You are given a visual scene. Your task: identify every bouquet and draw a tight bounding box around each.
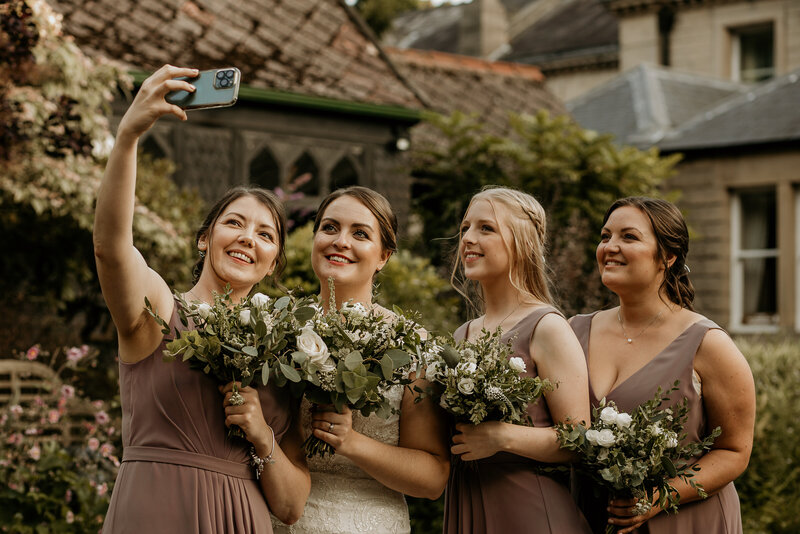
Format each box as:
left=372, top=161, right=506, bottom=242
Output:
left=422, top=327, right=554, bottom=453
left=272, top=279, right=423, bottom=457
left=146, top=287, right=316, bottom=438
left=555, top=382, right=721, bottom=533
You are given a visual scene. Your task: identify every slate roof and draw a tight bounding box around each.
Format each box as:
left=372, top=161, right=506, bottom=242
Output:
left=500, top=0, right=618, bottom=72
left=386, top=47, right=566, bottom=141
left=384, top=0, right=619, bottom=73
left=48, top=0, right=425, bottom=110
left=567, top=63, right=747, bottom=147
left=659, top=68, right=800, bottom=151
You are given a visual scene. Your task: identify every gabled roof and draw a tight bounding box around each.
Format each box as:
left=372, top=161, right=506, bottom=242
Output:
left=659, top=68, right=800, bottom=151
left=386, top=47, right=566, bottom=141
left=500, top=0, right=618, bottom=72
left=567, top=63, right=746, bottom=147
left=48, top=0, right=425, bottom=110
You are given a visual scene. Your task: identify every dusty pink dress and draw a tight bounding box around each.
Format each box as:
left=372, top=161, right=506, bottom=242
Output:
left=570, top=312, right=743, bottom=534
left=102, top=299, right=293, bottom=534
left=443, top=306, right=592, bottom=534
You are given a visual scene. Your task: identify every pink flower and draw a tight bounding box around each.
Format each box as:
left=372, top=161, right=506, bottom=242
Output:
left=65, top=489, right=73, bottom=502
left=66, top=510, right=75, bottom=524
left=66, top=347, right=83, bottom=363
left=33, top=396, right=45, bottom=407
left=0, top=414, right=7, bottom=425
left=26, top=345, right=40, bottom=360
left=28, top=445, right=41, bottom=460
left=95, top=411, right=110, bottom=425
left=6, top=433, right=23, bottom=445
left=10, top=404, right=23, bottom=416
left=48, top=409, right=60, bottom=424
left=25, top=427, right=39, bottom=436
left=60, top=385, right=75, bottom=399
left=100, top=442, right=114, bottom=457
left=87, top=437, right=100, bottom=451
left=91, top=400, right=104, bottom=409
left=96, top=482, right=108, bottom=497
left=80, top=344, right=90, bottom=356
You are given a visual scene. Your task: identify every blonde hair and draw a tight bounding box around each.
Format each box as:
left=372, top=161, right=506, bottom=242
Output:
left=452, top=186, right=554, bottom=310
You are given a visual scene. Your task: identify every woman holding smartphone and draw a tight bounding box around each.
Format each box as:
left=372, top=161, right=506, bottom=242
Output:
left=96, top=65, right=310, bottom=533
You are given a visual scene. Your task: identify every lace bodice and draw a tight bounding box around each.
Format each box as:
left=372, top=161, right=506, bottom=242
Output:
left=271, top=383, right=410, bottom=533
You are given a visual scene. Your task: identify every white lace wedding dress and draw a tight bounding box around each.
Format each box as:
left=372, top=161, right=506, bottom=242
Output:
left=271, top=383, right=411, bottom=534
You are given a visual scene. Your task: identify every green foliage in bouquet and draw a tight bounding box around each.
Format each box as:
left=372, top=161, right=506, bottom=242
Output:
left=145, top=288, right=316, bottom=437
left=273, top=279, right=423, bottom=457
left=556, top=383, right=720, bottom=532
left=422, top=328, right=553, bottom=426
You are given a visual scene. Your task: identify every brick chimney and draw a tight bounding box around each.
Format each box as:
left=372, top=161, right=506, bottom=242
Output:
left=459, top=0, right=509, bottom=58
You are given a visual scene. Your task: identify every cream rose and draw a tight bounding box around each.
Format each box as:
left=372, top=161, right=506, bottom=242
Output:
left=238, top=309, right=251, bottom=326
left=595, top=428, right=617, bottom=447
left=195, top=302, right=212, bottom=320
left=457, top=377, right=476, bottom=395
left=298, top=327, right=334, bottom=371
left=508, top=357, right=526, bottom=373
left=615, top=412, right=633, bottom=428
left=600, top=406, right=619, bottom=424
left=250, top=292, right=271, bottom=309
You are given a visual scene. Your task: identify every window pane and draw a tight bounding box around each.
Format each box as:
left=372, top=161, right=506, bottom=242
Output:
left=742, top=257, right=777, bottom=324
left=249, top=147, right=280, bottom=190
left=739, top=25, right=774, bottom=83
left=330, top=157, right=359, bottom=190
left=290, top=153, right=319, bottom=196
left=740, top=190, right=776, bottom=250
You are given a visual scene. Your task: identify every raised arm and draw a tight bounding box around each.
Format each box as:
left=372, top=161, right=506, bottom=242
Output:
left=93, top=65, right=198, bottom=363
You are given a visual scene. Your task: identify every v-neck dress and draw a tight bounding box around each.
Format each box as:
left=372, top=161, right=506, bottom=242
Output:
left=102, top=298, right=294, bottom=534
left=570, top=312, right=743, bottom=534
left=443, top=306, right=592, bottom=534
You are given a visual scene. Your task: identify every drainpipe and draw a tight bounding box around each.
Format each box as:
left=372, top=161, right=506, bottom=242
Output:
left=658, top=6, right=675, bottom=66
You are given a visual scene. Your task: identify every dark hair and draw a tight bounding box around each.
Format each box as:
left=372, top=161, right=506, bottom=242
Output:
left=603, top=196, right=695, bottom=310
left=313, top=186, right=397, bottom=255
left=192, top=186, right=287, bottom=284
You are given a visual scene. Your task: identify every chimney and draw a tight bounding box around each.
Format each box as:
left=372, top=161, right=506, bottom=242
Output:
left=459, top=0, right=509, bottom=58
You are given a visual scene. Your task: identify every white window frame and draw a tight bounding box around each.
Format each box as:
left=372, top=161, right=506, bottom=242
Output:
left=729, top=23, right=775, bottom=83
left=730, top=191, right=779, bottom=333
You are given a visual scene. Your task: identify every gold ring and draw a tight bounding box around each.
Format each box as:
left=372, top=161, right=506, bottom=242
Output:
left=328, top=422, right=335, bottom=432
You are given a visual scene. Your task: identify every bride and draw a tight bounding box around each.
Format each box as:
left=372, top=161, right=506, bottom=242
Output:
left=272, top=186, right=450, bottom=533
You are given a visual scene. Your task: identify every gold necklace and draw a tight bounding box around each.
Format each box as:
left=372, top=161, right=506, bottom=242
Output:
left=482, top=307, right=518, bottom=332
left=617, top=309, right=663, bottom=344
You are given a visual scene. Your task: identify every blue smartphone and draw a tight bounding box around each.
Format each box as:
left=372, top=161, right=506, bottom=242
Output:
left=165, top=67, right=241, bottom=110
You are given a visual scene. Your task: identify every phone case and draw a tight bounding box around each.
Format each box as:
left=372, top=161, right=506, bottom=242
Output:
left=165, top=67, right=241, bottom=110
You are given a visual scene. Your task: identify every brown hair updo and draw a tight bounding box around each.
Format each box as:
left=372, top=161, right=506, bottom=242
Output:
left=192, top=186, right=287, bottom=284
left=603, top=197, right=695, bottom=310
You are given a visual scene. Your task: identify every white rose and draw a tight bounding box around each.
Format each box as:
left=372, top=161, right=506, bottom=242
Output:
left=595, top=428, right=617, bottom=448
left=195, top=302, right=212, bottom=320
left=426, top=361, right=443, bottom=380
left=250, top=293, right=271, bottom=309
left=585, top=429, right=601, bottom=446
left=508, top=357, right=526, bottom=373
left=600, top=406, right=619, bottom=424
left=457, top=378, right=475, bottom=395
left=664, top=432, right=679, bottom=448
left=649, top=423, right=664, bottom=436
left=457, top=361, right=477, bottom=375
left=238, top=309, right=251, bottom=326
left=298, top=327, right=334, bottom=371
left=615, top=412, right=633, bottom=428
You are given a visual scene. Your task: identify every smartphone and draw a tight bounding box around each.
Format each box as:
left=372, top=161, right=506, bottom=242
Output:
left=165, top=67, right=241, bottom=110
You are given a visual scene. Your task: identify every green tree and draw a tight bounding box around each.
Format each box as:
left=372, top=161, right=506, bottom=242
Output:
left=410, top=110, right=681, bottom=316
left=349, top=0, right=421, bottom=37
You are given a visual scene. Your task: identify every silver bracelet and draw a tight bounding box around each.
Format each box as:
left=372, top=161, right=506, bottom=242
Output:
left=249, top=427, right=275, bottom=479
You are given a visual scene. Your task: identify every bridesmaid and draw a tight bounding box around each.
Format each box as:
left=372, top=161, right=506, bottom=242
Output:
left=444, top=186, right=592, bottom=533
left=271, top=186, right=450, bottom=534
left=96, top=65, right=310, bottom=532
left=570, top=196, right=755, bottom=533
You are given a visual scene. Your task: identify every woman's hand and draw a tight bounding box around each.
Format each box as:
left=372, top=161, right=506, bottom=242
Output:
left=310, top=404, right=360, bottom=456
left=220, top=382, right=271, bottom=448
left=116, top=64, right=198, bottom=140
left=606, top=496, right=661, bottom=534
left=450, top=421, right=505, bottom=461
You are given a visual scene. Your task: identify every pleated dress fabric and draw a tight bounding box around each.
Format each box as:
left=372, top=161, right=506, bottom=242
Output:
left=570, top=312, right=743, bottom=534
left=102, top=299, right=293, bottom=534
left=443, top=306, right=592, bottom=534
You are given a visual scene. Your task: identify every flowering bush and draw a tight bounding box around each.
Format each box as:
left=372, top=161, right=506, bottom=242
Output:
left=146, top=288, right=315, bottom=438
left=422, top=328, right=552, bottom=426
left=556, top=383, right=720, bottom=533
left=273, top=279, right=423, bottom=457
left=0, top=345, right=121, bottom=532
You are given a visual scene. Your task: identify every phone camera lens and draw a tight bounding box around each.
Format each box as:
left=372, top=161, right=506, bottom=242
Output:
left=216, top=71, right=225, bottom=79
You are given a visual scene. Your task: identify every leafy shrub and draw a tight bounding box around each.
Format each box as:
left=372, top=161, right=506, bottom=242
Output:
left=259, top=223, right=462, bottom=335
left=0, top=345, right=121, bottom=533
left=734, top=336, right=800, bottom=534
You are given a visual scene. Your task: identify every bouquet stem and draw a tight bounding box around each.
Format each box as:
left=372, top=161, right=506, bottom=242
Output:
left=302, top=434, right=335, bottom=458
